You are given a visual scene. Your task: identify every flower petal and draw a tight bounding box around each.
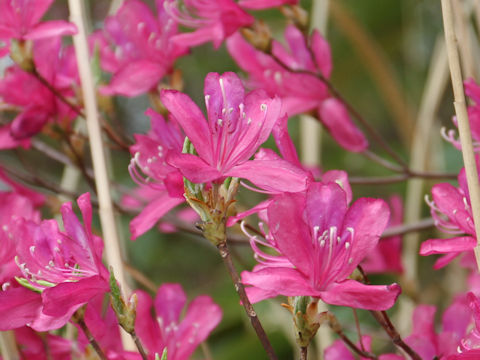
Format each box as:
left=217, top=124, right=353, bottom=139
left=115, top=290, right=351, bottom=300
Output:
left=155, top=284, right=186, bottom=327
left=420, top=237, right=476, bottom=255
left=0, top=287, right=42, bottom=330
left=25, top=21, right=77, bottom=40
left=166, top=152, right=221, bottom=183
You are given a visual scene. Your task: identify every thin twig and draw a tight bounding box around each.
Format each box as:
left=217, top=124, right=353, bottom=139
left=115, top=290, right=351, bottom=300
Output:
left=130, top=330, right=148, bottom=360
left=442, top=0, right=480, bottom=270
left=217, top=241, right=278, bottom=360
left=381, top=217, right=435, bottom=238
left=330, top=327, right=377, bottom=359
left=352, top=309, right=365, bottom=351
left=123, top=262, right=158, bottom=293
left=76, top=318, right=108, bottom=360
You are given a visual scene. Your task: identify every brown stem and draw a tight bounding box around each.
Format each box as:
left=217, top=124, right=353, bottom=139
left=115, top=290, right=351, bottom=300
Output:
left=331, top=327, right=377, bottom=359
left=381, top=217, right=434, bottom=238
left=76, top=318, right=108, bottom=360
left=350, top=171, right=456, bottom=185
left=63, top=133, right=97, bottom=193
left=216, top=241, right=278, bottom=360
left=300, top=346, right=308, bottom=360
left=130, top=330, right=148, bottom=360
left=352, top=308, right=365, bottom=351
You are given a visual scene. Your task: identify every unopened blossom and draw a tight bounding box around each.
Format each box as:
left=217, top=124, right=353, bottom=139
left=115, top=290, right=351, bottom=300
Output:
left=0, top=37, right=78, bottom=142
left=0, top=193, right=110, bottom=331
left=98, top=0, right=188, bottom=97
left=127, top=109, right=186, bottom=240
left=162, top=71, right=309, bottom=192
left=241, top=182, right=400, bottom=310
left=227, top=25, right=368, bottom=152
left=0, top=0, right=76, bottom=56
left=164, top=0, right=254, bottom=49
left=135, top=283, right=222, bottom=360
left=421, top=166, right=477, bottom=268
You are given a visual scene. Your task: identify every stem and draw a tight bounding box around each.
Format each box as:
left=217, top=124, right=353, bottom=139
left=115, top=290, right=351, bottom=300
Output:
left=352, top=309, right=364, bottom=351
left=369, top=311, right=421, bottom=360
left=76, top=318, right=108, bottom=360
left=68, top=0, right=133, bottom=350
left=130, top=330, right=148, bottom=360
left=0, top=332, right=20, bottom=360
left=300, top=346, right=308, bottom=360
left=441, top=0, right=480, bottom=271
left=216, top=241, right=278, bottom=360
left=330, top=327, right=376, bottom=359
left=381, top=217, right=435, bottom=238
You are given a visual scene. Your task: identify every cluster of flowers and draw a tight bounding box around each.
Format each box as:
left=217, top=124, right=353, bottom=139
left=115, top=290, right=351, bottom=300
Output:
left=1, top=0, right=480, bottom=359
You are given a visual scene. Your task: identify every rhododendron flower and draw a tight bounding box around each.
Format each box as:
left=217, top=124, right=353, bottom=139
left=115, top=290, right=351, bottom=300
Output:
left=227, top=25, right=368, bottom=152
left=0, top=0, right=76, bottom=55
left=0, top=193, right=110, bottom=331
left=162, top=71, right=309, bottom=192
left=0, top=37, right=78, bottom=141
left=135, top=283, right=222, bottom=359
left=241, top=182, right=401, bottom=310
left=164, top=0, right=254, bottom=49
left=98, top=0, right=188, bottom=97
left=127, top=109, right=186, bottom=240
left=361, top=195, right=404, bottom=274
left=421, top=166, right=477, bottom=268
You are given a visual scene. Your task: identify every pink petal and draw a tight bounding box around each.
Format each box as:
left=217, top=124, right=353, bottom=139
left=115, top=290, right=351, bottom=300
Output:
left=134, top=290, right=162, bottom=354
left=267, top=193, right=314, bottom=274
left=166, top=152, right=222, bottom=183
left=420, top=237, right=477, bottom=255
left=283, top=25, right=315, bottom=71
left=433, top=252, right=462, bottom=269
left=318, top=98, right=368, bottom=152
left=321, top=280, right=401, bottom=310
left=42, top=275, right=109, bottom=318
left=306, top=182, right=348, bottom=231
left=241, top=267, right=319, bottom=303
left=324, top=340, right=355, bottom=360
left=130, top=194, right=184, bottom=240
left=161, top=90, right=212, bottom=163
left=432, top=183, right=473, bottom=234
left=311, top=30, right=332, bottom=78
left=272, top=114, right=302, bottom=168
left=0, top=287, right=42, bottom=330
left=155, top=284, right=187, bottom=327
left=321, top=170, right=352, bottom=203
left=0, top=125, right=30, bottom=149
left=100, top=60, right=165, bottom=97
left=25, top=21, right=77, bottom=40
left=227, top=158, right=309, bottom=193
left=238, top=0, right=298, bottom=9
left=175, top=295, right=222, bottom=359
left=226, top=199, right=272, bottom=227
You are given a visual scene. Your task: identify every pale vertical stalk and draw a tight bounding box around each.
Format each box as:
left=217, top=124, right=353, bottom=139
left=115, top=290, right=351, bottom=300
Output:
left=452, top=0, right=476, bottom=79
left=108, top=0, right=124, bottom=14
left=475, top=1, right=480, bottom=37
left=68, top=0, right=134, bottom=350
left=398, top=37, right=449, bottom=336
left=442, top=0, right=480, bottom=270
left=306, top=1, right=333, bottom=358
left=0, top=332, right=19, bottom=360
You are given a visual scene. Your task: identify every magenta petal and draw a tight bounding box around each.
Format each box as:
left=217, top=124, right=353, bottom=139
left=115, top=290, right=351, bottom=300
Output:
left=318, top=98, right=368, bottom=152
left=0, top=287, right=42, bottom=330
left=42, top=275, right=109, bottom=317
left=272, top=114, right=302, bottom=168
left=161, top=90, right=212, bottom=162
left=321, top=280, right=401, bottom=310
left=130, top=194, right=184, bottom=240
left=100, top=60, right=165, bottom=97
left=155, top=284, right=187, bottom=327
left=306, top=182, right=347, bottom=231
left=241, top=267, right=318, bottom=303
left=226, top=158, right=309, bottom=193
left=175, top=296, right=222, bottom=360
left=324, top=340, right=355, bottom=360
left=226, top=199, right=272, bottom=227
left=433, top=252, right=462, bottom=269
left=166, top=152, right=221, bottom=183
left=311, top=30, right=332, bottom=78
left=25, top=21, right=77, bottom=39
left=204, top=72, right=244, bottom=125
left=0, top=125, right=30, bottom=149
left=135, top=290, right=161, bottom=354
left=238, top=0, right=298, bottom=9
left=267, top=193, right=313, bottom=274
left=420, top=237, right=477, bottom=255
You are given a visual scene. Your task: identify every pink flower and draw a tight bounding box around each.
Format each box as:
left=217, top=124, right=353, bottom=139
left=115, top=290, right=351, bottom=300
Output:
left=164, top=0, right=254, bottom=49
left=241, top=182, right=401, bottom=310
left=325, top=336, right=402, bottom=360
left=14, top=326, right=74, bottom=360
left=98, top=0, right=188, bottom=97
left=0, top=37, right=78, bottom=141
left=127, top=109, right=186, bottom=240
left=162, top=71, right=309, bottom=192
left=135, top=283, right=222, bottom=360
left=0, top=0, right=76, bottom=52
left=227, top=25, right=368, bottom=152
left=361, top=195, right=404, bottom=274
left=0, top=193, right=110, bottom=331
left=421, top=166, right=477, bottom=268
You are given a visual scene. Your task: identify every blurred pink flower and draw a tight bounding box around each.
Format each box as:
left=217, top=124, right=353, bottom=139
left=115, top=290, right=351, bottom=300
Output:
left=162, top=71, right=309, bottom=192
left=227, top=25, right=368, bottom=152
left=421, top=166, right=477, bottom=268
left=164, top=0, right=254, bottom=49
left=325, top=335, right=402, bottom=360
left=0, top=0, right=76, bottom=55
left=241, top=182, right=400, bottom=310
left=238, top=0, right=298, bottom=9
left=127, top=109, right=186, bottom=240
left=98, top=0, right=188, bottom=97
left=135, top=283, right=222, bottom=360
